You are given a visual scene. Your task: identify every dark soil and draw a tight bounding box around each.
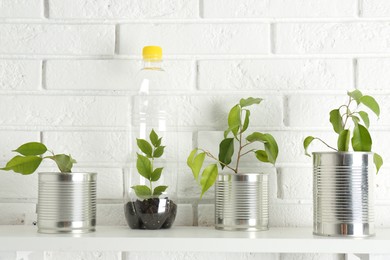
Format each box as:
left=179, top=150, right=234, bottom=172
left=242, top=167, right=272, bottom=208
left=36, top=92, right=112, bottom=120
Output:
left=124, top=198, right=177, bottom=230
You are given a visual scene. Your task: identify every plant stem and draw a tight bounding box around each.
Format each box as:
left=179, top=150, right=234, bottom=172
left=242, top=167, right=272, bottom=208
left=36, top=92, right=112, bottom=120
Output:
left=315, top=138, right=338, bottom=151
left=235, top=131, right=243, bottom=174
left=202, top=150, right=236, bottom=172
left=240, top=149, right=256, bottom=157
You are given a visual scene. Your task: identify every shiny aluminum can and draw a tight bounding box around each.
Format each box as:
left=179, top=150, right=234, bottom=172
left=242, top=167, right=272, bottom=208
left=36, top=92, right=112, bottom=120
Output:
left=37, top=172, right=97, bottom=234
left=215, top=172, right=268, bottom=231
left=313, top=152, right=374, bottom=237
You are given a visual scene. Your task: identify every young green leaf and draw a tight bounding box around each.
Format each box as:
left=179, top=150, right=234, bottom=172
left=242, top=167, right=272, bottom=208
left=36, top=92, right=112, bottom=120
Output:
left=337, top=129, right=350, bottom=151
left=131, top=185, right=152, bottom=198
left=374, top=153, right=383, bottom=174
left=150, top=167, right=163, bottom=182
left=255, top=150, right=269, bottom=163
left=153, top=185, right=168, bottom=196
left=199, top=164, right=218, bottom=199
left=136, top=153, right=152, bottom=179
left=153, top=146, right=165, bottom=158
left=13, top=142, right=47, bottom=156
left=228, top=104, right=241, bottom=138
left=49, top=154, right=76, bottom=173
left=1, top=155, right=42, bottom=175
left=358, top=111, right=370, bottom=128
left=187, top=149, right=206, bottom=181
left=239, top=97, right=262, bottom=108
left=246, top=132, right=266, bottom=143
left=149, top=129, right=159, bottom=147
left=241, top=109, right=250, bottom=134
left=303, top=136, right=315, bottom=157
left=348, top=90, right=363, bottom=103
left=136, top=139, right=153, bottom=157
left=351, top=124, right=372, bottom=152
left=329, top=109, right=343, bottom=134
left=360, top=95, right=380, bottom=117
left=262, top=134, right=279, bottom=165
left=218, top=138, right=234, bottom=169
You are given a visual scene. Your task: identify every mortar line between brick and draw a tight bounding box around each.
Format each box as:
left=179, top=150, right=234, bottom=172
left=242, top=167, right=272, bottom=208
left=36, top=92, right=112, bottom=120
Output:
left=114, top=24, right=120, bottom=55
left=43, top=0, right=49, bottom=19
left=353, top=58, right=358, bottom=89
left=41, top=60, right=47, bottom=90
left=358, top=0, right=363, bottom=17
left=199, top=0, right=204, bottom=18
left=270, top=23, right=276, bottom=54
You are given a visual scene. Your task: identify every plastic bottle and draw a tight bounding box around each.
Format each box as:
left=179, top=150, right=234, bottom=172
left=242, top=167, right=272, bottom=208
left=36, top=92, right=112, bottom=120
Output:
left=124, top=46, right=178, bottom=230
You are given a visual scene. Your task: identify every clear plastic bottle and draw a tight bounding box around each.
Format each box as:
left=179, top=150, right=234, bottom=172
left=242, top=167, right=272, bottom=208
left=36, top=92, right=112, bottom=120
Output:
left=124, top=46, right=178, bottom=230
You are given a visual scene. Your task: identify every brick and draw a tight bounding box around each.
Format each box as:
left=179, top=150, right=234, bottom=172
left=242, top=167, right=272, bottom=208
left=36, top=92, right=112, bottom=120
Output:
left=46, top=60, right=195, bottom=91
left=0, top=24, right=114, bottom=55
left=375, top=205, right=390, bottom=227
left=49, top=0, right=198, bottom=19
left=286, top=94, right=347, bottom=127
left=198, top=59, right=353, bottom=91
left=203, top=0, right=357, bottom=18
left=0, top=171, right=38, bottom=199
left=119, top=23, right=270, bottom=55
left=97, top=204, right=127, bottom=226
left=275, top=23, right=390, bottom=54
left=0, top=131, right=39, bottom=162
left=43, top=131, right=127, bottom=163
left=124, top=252, right=278, bottom=260
left=357, top=59, right=390, bottom=91
left=374, top=167, right=390, bottom=200
left=0, top=203, right=36, bottom=225
left=183, top=95, right=283, bottom=128
left=280, top=253, right=341, bottom=260
left=0, top=60, right=41, bottom=91
left=0, top=0, right=42, bottom=18
left=174, top=204, right=193, bottom=226
left=44, top=251, right=121, bottom=260
left=0, top=95, right=127, bottom=127
left=198, top=204, right=214, bottom=226
left=278, top=167, right=312, bottom=200
left=362, top=0, right=390, bottom=17
left=269, top=203, right=312, bottom=227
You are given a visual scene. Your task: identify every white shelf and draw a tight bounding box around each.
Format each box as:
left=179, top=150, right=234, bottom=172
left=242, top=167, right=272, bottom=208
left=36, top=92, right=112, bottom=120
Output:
left=1, top=226, right=390, bottom=253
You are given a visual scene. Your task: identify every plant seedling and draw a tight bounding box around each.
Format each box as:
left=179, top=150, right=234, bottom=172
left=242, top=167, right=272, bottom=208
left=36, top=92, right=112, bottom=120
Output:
left=187, top=97, right=279, bottom=199
left=303, top=90, right=383, bottom=173
left=132, top=129, right=168, bottom=199
left=0, top=142, right=76, bottom=174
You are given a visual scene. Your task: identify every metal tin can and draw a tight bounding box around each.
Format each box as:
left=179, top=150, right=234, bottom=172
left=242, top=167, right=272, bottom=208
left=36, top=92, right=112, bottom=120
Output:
left=37, top=172, right=97, bottom=234
left=313, top=152, right=375, bottom=237
left=215, top=172, right=268, bottom=231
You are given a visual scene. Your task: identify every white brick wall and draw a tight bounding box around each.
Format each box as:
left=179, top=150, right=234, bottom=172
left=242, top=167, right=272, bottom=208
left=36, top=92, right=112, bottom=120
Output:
left=1, top=0, right=390, bottom=259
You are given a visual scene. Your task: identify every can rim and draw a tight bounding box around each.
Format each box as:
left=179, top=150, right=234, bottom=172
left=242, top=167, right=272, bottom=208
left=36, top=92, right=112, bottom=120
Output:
left=312, top=151, right=374, bottom=155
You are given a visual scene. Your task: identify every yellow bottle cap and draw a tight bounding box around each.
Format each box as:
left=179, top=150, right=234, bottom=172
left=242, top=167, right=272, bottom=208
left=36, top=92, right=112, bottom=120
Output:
left=142, top=46, right=162, bottom=61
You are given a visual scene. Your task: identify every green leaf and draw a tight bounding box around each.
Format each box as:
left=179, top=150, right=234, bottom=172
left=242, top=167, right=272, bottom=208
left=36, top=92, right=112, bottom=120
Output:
left=337, top=129, right=350, bottom=151
left=149, top=129, right=159, bottom=147
left=360, top=95, right=380, bottom=117
left=155, top=137, right=162, bottom=147
left=153, top=146, right=165, bottom=158
left=255, top=150, right=269, bottom=163
left=13, top=142, right=47, bottom=156
left=136, top=139, right=153, bottom=157
left=1, top=155, right=42, bottom=175
left=263, top=134, right=279, bottom=165
left=241, top=109, right=250, bottom=134
left=239, top=97, right=262, bottom=108
left=136, top=153, right=152, bottom=179
left=303, top=136, right=315, bottom=157
left=351, top=115, right=360, bottom=125
left=348, top=90, right=363, bottom=104
left=358, top=111, right=370, bottom=128
left=131, top=185, right=152, bottom=199
left=246, top=132, right=278, bottom=164
left=150, top=167, right=163, bottom=182
left=351, top=124, right=372, bottom=151
left=223, top=129, right=230, bottom=139
left=329, top=109, right=344, bottom=134
left=199, top=164, right=218, bottom=199
left=187, top=149, right=206, bottom=181
left=187, top=149, right=206, bottom=180
left=374, top=153, right=383, bottom=174
left=228, top=104, right=241, bottom=137
left=153, top=185, right=168, bottom=196
left=49, top=154, right=76, bottom=173
left=218, top=138, right=234, bottom=169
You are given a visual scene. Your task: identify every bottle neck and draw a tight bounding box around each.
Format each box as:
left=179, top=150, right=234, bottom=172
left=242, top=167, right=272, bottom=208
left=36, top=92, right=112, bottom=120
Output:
left=143, top=60, right=162, bottom=69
